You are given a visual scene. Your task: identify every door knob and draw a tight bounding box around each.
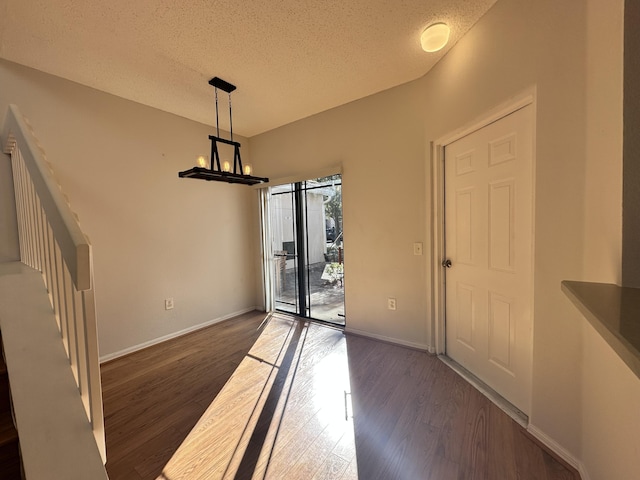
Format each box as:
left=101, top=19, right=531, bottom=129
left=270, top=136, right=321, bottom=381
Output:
left=442, top=259, right=452, bottom=268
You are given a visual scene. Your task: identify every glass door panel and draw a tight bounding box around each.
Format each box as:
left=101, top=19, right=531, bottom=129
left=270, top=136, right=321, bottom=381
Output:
left=268, top=175, right=345, bottom=326
left=303, top=177, right=344, bottom=324
left=270, top=184, right=299, bottom=315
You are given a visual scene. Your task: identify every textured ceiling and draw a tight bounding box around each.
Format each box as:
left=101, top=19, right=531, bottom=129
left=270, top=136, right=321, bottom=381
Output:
left=0, top=0, right=497, bottom=137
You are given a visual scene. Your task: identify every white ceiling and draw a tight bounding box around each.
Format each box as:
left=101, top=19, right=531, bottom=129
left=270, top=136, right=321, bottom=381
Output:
left=0, top=0, right=496, bottom=137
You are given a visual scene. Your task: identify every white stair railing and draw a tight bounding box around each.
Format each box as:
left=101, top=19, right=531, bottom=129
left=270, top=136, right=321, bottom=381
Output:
left=1, top=104, right=106, bottom=463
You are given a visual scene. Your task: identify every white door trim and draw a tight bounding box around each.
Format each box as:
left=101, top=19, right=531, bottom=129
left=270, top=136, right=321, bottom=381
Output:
left=431, top=88, right=537, bottom=355
left=258, top=187, right=274, bottom=313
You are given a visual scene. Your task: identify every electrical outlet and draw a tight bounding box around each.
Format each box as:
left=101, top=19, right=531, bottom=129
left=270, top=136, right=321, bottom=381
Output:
left=165, top=298, right=174, bottom=310
left=413, top=242, right=423, bottom=256
left=388, top=298, right=397, bottom=310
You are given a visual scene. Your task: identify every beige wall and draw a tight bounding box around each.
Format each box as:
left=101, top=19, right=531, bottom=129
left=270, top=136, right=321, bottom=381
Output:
left=580, top=2, right=640, bottom=479
left=0, top=59, right=259, bottom=357
left=250, top=0, right=588, bottom=458
left=584, top=0, right=623, bottom=283
left=250, top=0, right=636, bottom=474
left=1, top=0, right=636, bottom=476
left=582, top=321, right=640, bottom=480
left=0, top=152, right=19, bottom=262
left=251, top=80, right=429, bottom=347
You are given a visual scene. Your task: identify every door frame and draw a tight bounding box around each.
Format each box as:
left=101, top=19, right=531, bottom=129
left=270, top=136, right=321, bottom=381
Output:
left=258, top=168, right=345, bottom=325
left=257, top=165, right=343, bottom=315
left=431, top=89, right=537, bottom=355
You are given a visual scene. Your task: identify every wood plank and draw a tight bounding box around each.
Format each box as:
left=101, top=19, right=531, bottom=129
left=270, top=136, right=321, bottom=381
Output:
left=103, top=310, right=269, bottom=480
left=487, top=403, right=518, bottom=479
left=457, top=393, right=490, bottom=480
left=102, top=312, right=581, bottom=480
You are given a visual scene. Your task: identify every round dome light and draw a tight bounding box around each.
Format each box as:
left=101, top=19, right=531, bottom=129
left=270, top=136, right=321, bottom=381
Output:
left=420, top=23, right=450, bottom=53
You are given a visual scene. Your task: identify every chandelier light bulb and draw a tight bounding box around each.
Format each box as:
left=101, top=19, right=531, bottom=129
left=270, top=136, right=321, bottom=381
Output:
left=196, top=155, right=208, bottom=168
left=421, top=23, right=450, bottom=52
left=243, top=164, right=252, bottom=175
left=222, top=161, right=231, bottom=172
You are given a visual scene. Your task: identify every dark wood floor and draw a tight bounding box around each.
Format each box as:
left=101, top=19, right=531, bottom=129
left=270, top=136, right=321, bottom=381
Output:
left=101, top=311, right=580, bottom=480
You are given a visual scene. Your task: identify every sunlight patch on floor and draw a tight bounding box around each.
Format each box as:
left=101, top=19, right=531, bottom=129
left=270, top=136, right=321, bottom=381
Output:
left=159, top=315, right=358, bottom=479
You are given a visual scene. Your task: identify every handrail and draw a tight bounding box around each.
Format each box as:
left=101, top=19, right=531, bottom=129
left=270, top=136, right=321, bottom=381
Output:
left=1, top=104, right=106, bottom=463
left=2, top=104, right=90, bottom=290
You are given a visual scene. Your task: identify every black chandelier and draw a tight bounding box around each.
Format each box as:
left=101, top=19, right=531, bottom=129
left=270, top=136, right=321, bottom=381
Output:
left=178, top=77, right=268, bottom=186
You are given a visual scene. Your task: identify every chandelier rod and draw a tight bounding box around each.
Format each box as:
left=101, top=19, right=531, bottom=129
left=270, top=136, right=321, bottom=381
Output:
left=228, top=92, right=234, bottom=142
left=214, top=87, right=220, bottom=137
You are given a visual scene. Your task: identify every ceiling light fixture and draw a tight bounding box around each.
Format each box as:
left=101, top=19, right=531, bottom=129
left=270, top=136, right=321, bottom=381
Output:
left=420, top=23, right=450, bottom=52
left=178, top=77, right=268, bottom=186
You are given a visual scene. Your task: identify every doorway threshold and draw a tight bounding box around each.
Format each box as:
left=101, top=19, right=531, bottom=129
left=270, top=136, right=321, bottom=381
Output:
left=274, top=310, right=346, bottom=331
left=438, top=354, right=528, bottom=427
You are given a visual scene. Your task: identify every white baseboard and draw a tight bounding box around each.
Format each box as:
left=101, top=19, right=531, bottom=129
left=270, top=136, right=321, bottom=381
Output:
left=99, top=307, right=259, bottom=363
left=344, top=327, right=431, bottom=352
left=527, top=423, right=587, bottom=478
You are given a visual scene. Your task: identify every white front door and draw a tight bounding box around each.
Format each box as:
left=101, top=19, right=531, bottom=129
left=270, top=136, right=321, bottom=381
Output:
left=444, top=104, right=534, bottom=415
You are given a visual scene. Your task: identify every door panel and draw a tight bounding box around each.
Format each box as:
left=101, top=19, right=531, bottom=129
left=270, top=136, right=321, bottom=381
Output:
left=270, top=184, right=300, bottom=315
left=489, top=179, right=515, bottom=272
left=269, top=176, right=345, bottom=325
left=455, top=187, right=475, bottom=265
left=456, top=282, right=476, bottom=350
left=487, top=291, right=515, bottom=374
left=445, top=105, right=533, bottom=415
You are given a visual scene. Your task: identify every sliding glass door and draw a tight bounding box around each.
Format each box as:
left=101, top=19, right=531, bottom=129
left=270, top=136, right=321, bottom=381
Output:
left=269, top=175, right=344, bottom=325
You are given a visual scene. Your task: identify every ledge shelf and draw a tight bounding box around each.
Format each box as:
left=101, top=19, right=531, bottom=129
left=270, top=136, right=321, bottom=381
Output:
left=562, top=280, right=640, bottom=380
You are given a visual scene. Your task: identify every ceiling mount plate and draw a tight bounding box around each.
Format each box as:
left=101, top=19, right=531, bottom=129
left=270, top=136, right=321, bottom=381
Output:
left=208, top=77, right=236, bottom=93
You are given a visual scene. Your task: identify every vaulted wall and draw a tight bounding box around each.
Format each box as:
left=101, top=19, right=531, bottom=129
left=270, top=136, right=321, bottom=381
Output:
left=0, top=0, right=636, bottom=477
left=250, top=0, right=635, bottom=477
left=0, top=59, right=260, bottom=357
